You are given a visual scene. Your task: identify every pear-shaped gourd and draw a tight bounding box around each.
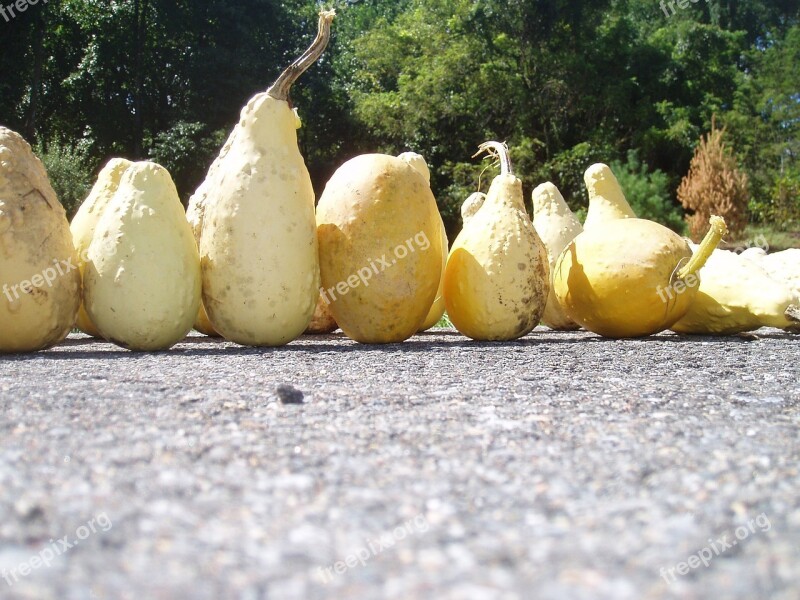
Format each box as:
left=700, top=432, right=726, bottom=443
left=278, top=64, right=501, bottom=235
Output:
left=670, top=248, right=799, bottom=334
left=461, top=192, right=486, bottom=225
left=531, top=182, right=583, bottom=330
left=583, top=163, right=636, bottom=230
left=317, top=154, right=443, bottom=343
left=444, top=142, right=550, bottom=341
left=305, top=294, right=338, bottom=334
left=197, top=11, right=335, bottom=346
left=186, top=172, right=221, bottom=338
left=397, top=152, right=449, bottom=332
left=71, top=158, right=133, bottom=337
left=84, top=162, right=201, bottom=351
left=0, top=127, right=81, bottom=353
left=554, top=216, right=727, bottom=338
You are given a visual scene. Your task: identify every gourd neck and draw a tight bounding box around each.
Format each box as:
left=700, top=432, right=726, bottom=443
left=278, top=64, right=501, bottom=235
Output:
left=676, top=216, right=728, bottom=280
left=267, top=10, right=335, bottom=102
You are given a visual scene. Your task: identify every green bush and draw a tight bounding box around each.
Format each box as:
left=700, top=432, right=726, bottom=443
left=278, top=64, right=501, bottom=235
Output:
left=610, top=150, right=685, bottom=233
left=769, top=173, right=800, bottom=230
left=35, top=140, right=93, bottom=218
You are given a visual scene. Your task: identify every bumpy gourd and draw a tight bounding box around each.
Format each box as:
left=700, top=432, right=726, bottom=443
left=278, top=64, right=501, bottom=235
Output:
left=554, top=216, right=728, bottom=338
left=444, top=142, right=550, bottom=341
left=531, top=182, right=582, bottom=330
left=84, top=162, right=201, bottom=351
left=747, top=248, right=800, bottom=303
left=316, top=154, right=443, bottom=343
left=0, top=127, right=81, bottom=353
left=671, top=247, right=799, bottom=334
left=186, top=167, right=221, bottom=338
left=583, top=163, right=636, bottom=230
left=71, top=158, right=133, bottom=337
left=196, top=11, right=334, bottom=346
left=461, top=192, right=486, bottom=225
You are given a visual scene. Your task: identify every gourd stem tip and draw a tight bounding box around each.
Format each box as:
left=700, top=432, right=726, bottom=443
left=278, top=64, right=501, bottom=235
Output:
left=473, top=141, right=512, bottom=176
left=676, top=215, right=728, bottom=280
left=267, top=9, right=336, bottom=101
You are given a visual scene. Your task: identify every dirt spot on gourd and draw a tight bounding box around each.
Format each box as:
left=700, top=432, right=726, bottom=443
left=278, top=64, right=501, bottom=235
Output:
left=27, top=287, right=48, bottom=305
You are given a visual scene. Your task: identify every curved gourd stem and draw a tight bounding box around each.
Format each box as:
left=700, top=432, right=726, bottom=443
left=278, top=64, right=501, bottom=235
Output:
left=473, top=141, right=513, bottom=176
left=267, top=10, right=336, bottom=101
left=676, top=215, right=728, bottom=280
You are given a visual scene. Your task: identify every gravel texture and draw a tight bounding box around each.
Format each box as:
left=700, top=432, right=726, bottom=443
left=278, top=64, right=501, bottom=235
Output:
left=0, top=328, right=798, bottom=600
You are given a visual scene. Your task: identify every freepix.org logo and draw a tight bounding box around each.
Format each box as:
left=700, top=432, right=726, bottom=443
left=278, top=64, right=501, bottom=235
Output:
left=2, top=251, right=84, bottom=303
left=319, top=231, right=431, bottom=306
left=0, top=0, right=49, bottom=24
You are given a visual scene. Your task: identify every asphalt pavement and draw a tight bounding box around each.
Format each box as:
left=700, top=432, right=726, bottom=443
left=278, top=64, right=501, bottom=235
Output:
left=0, top=328, right=798, bottom=599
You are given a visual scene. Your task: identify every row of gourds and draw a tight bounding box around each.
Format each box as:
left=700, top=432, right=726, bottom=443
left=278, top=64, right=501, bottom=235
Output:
left=1, top=10, right=797, bottom=353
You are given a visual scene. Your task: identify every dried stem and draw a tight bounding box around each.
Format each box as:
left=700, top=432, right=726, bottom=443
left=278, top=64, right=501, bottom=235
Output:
left=267, top=10, right=335, bottom=101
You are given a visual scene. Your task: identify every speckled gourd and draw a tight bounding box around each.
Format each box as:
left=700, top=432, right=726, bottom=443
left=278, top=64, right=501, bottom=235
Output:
left=316, top=153, right=443, bottom=344
left=71, top=158, right=133, bottom=337
left=84, top=162, right=201, bottom=351
left=444, top=142, right=550, bottom=341
left=197, top=11, right=335, bottom=346
left=0, top=127, right=81, bottom=353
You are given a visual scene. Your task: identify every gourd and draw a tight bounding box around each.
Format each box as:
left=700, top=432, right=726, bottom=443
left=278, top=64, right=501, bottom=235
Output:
left=316, top=153, right=443, bottom=343
left=444, top=142, right=550, bottom=341
left=461, top=192, right=486, bottom=225
left=305, top=295, right=337, bottom=334
left=84, top=162, right=201, bottom=351
left=70, top=158, right=133, bottom=337
left=186, top=174, right=219, bottom=337
left=745, top=248, right=800, bottom=303
left=531, top=182, right=582, bottom=330
left=197, top=10, right=335, bottom=346
left=397, top=152, right=449, bottom=332
left=583, top=163, right=636, bottom=230
left=671, top=247, right=800, bottom=334
left=554, top=216, right=728, bottom=338
left=0, top=127, right=81, bottom=353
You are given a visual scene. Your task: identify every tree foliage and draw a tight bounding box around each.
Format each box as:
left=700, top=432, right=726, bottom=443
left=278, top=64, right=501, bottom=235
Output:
left=0, top=0, right=796, bottom=231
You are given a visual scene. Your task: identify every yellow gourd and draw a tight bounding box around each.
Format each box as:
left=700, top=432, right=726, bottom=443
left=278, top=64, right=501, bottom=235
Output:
left=305, top=295, right=338, bottom=334
left=554, top=216, right=728, bottom=338
left=0, top=127, right=81, bottom=353
left=186, top=172, right=220, bottom=337
left=70, top=158, right=133, bottom=337
left=461, top=192, right=486, bottom=225
left=531, top=182, right=582, bottom=330
left=84, top=162, right=201, bottom=351
left=671, top=247, right=800, bottom=334
left=583, top=163, right=636, bottom=230
left=197, top=11, right=334, bottom=346
left=444, top=142, right=550, bottom=341
left=316, top=153, right=443, bottom=343
left=746, top=248, right=800, bottom=303
left=397, top=152, right=449, bottom=332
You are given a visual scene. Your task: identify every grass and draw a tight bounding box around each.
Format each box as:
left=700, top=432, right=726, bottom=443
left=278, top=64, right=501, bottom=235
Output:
left=435, top=313, right=454, bottom=328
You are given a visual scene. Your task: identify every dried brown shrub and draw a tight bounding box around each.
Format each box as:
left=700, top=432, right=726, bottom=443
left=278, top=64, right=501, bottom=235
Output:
left=678, top=119, right=749, bottom=241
